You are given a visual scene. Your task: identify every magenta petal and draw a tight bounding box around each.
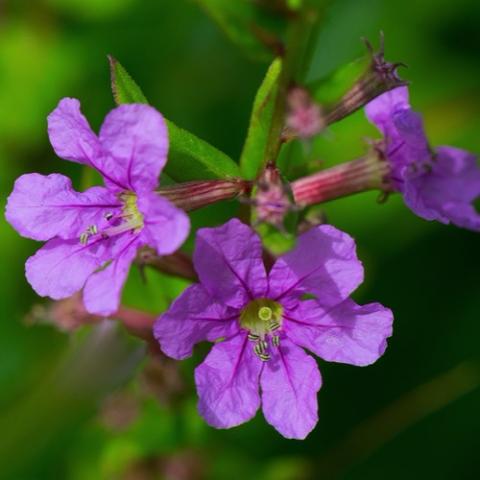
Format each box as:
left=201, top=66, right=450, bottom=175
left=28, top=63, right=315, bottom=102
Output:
left=403, top=146, right=480, bottom=230
left=139, top=193, right=190, bottom=255
left=261, top=339, right=321, bottom=439
left=154, top=284, right=240, bottom=360
left=365, top=86, right=410, bottom=132
left=99, top=104, right=168, bottom=192
left=365, top=87, right=430, bottom=186
left=82, top=236, right=140, bottom=316
left=195, top=333, right=262, bottom=429
left=5, top=173, right=121, bottom=241
left=285, top=299, right=393, bottom=366
left=194, top=219, right=268, bottom=308
left=268, top=225, right=363, bottom=307
left=47, top=98, right=101, bottom=166
left=25, top=238, right=106, bottom=300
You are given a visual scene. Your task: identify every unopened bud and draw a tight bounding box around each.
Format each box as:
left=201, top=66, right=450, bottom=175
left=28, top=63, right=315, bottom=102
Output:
left=250, top=163, right=297, bottom=230
left=324, top=32, right=407, bottom=125
left=25, top=293, right=100, bottom=332
left=292, top=147, right=391, bottom=207
left=157, top=178, right=251, bottom=212
left=285, top=86, right=325, bottom=139
left=137, top=247, right=197, bottom=282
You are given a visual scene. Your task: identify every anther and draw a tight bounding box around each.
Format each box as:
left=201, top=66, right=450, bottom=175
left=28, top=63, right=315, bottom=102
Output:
left=88, top=225, right=98, bottom=235
left=269, top=319, right=280, bottom=332
left=254, top=340, right=268, bottom=356
left=79, top=225, right=98, bottom=245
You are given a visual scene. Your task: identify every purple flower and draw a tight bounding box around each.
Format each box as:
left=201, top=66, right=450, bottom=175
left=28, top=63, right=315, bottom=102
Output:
left=6, top=98, right=189, bottom=315
left=154, top=219, right=393, bottom=439
left=366, top=86, right=480, bottom=230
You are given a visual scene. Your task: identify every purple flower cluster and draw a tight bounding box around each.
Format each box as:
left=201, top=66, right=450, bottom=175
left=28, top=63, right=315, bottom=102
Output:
left=366, top=86, right=480, bottom=230
left=5, top=82, right=477, bottom=440
left=6, top=99, right=189, bottom=315
left=154, top=219, right=393, bottom=439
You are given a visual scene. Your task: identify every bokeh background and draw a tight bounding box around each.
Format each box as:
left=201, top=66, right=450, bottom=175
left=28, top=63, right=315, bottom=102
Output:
left=1, top=0, right=479, bottom=479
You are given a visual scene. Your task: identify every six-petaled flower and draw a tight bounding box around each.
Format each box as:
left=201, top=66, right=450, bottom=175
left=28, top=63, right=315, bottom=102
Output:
left=366, top=86, right=480, bottom=230
left=5, top=98, right=190, bottom=315
left=154, top=219, right=393, bottom=439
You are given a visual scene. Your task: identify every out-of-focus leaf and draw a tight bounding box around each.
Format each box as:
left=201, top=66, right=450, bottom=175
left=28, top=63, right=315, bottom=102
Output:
left=194, top=0, right=284, bottom=61
left=287, top=0, right=303, bottom=10
left=240, top=58, right=282, bottom=179
left=305, top=0, right=381, bottom=82
left=109, top=57, right=241, bottom=181
left=309, top=55, right=368, bottom=106
left=0, top=22, right=78, bottom=144
left=46, top=0, right=135, bottom=20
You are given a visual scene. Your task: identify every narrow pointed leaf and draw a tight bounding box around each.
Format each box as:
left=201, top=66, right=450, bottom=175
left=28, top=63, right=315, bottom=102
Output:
left=108, top=55, right=148, bottom=104
left=240, top=58, right=282, bottom=180
left=109, top=56, right=241, bottom=181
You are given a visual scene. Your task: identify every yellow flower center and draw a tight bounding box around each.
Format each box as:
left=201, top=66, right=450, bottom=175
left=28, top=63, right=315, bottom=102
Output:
left=118, top=191, right=144, bottom=232
left=239, top=298, right=283, bottom=361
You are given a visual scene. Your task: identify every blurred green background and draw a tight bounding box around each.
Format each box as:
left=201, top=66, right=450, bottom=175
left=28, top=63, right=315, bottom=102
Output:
left=1, top=0, right=479, bottom=479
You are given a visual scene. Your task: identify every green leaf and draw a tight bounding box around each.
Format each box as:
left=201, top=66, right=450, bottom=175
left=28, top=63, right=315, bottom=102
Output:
left=108, top=55, right=148, bottom=104
left=165, top=120, right=241, bottom=180
left=109, top=56, right=241, bottom=181
left=239, top=58, right=282, bottom=180
left=195, top=0, right=284, bottom=62
left=309, top=55, right=369, bottom=107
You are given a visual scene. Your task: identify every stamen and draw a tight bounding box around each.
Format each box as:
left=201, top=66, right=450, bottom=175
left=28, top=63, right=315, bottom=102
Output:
left=240, top=298, right=283, bottom=362
left=79, top=191, right=144, bottom=244
left=269, top=319, right=280, bottom=332
left=79, top=225, right=98, bottom=245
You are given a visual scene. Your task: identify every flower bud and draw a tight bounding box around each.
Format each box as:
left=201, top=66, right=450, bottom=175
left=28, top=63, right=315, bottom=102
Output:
left=285, top=86, right=325, bottom=139
left=324, top=32, right=407, bottom=125
left=25, top=293, right=100, bottom=332
left=157, top=178, right=251, bottom=211
left=137, top=247, right=197, bottom=281
left=292, top=146, right=391, bottom=207
left=251, top=163, right=296, bottom=230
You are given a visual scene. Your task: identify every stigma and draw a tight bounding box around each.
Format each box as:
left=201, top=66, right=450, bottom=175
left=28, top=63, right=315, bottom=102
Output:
left=240, top=298, right=283, bottom=361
